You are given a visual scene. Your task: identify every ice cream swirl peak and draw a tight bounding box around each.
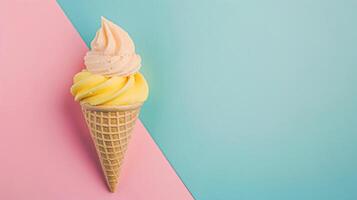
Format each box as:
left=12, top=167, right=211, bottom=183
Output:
left=84, top=17, right=141, bottom=77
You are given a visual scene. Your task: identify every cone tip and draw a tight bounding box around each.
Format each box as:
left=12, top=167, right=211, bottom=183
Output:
left=108, top=184, right=117, bottom=193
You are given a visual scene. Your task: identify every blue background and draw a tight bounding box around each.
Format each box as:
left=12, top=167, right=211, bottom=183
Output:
left=58, top=0, right=357, bottom=199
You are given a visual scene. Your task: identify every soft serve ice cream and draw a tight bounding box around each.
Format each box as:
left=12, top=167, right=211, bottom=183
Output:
left=71, top=17, right=148, bottom=106
left=70, top=17, right=149, bottom=193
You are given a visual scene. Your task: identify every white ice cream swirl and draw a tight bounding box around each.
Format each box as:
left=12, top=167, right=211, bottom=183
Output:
left=84, top=17, right=141, bottom=77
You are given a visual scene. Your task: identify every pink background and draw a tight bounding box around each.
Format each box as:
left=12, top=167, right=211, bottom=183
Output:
left=0, top=1, right=192, bottom=199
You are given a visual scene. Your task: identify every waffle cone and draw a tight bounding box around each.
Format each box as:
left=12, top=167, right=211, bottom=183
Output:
left=81, top=103, right=142, bottom=192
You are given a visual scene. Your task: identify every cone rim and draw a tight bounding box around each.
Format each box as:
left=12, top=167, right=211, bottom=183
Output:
left=81, top=102, right=142, bottom=111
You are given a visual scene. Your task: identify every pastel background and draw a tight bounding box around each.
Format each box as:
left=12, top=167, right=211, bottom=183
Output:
left=0, top=1, right=192, bottom=200
left=57, top=0, right=357, bottom=199
left=0, top=0, right=356, bottom=199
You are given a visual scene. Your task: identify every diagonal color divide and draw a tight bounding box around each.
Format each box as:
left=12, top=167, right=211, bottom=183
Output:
left=0, top=1, right=193, bottom=199
left=56, top=0, right=357, bottom=200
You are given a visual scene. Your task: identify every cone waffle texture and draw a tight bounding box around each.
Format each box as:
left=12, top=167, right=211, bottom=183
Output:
left=81, top=103, right=142, bottom=192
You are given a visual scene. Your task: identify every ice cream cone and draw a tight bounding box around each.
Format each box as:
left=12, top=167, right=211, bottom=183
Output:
left=70, top=17, right=149, bottom=192
left=81, top=103, right=142, bottom=192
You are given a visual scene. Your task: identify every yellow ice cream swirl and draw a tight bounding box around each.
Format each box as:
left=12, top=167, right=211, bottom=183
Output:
left=71, top=71, right=148, bottom=106
left=71, top=17, right=148, bottom=106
